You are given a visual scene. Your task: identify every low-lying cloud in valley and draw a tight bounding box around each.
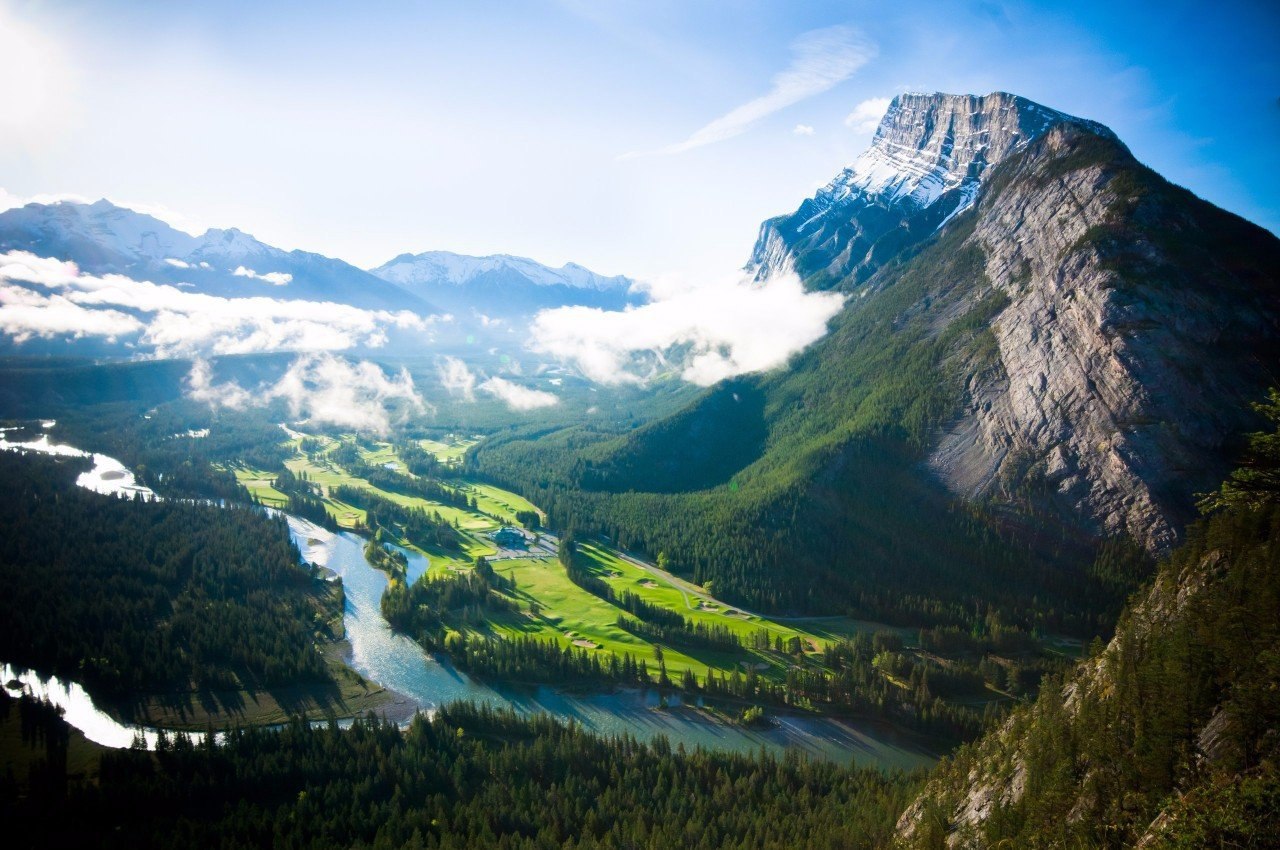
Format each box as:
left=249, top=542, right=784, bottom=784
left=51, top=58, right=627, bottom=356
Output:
left=0, top=251, right=429, bottom=355
left=187, top=353, right=428, bottom=434
left=478, top=376, right=558, bottom=410
left=437, top=355, right=478, bottom=401
left=437, top=355, right=559, bottom=410
left=529, top=270, right=844, bottom=385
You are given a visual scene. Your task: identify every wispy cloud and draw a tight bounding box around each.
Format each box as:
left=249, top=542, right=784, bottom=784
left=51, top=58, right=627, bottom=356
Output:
left=0, top=250, right=430, bottom=356
left=845, top=96, right=892, bottom=133
left=186, top=353, right=428, bottom=434
left=233, top=265, right=292, bottom=286
left=437, top=355, right=477, bottom=401
left=529, top=268, right=844, bottom=386
left=478, top=376, right=559, bottom=410
left=793, top=124, right=815, bottom=136
left=621, top=25, right=875, bottom=158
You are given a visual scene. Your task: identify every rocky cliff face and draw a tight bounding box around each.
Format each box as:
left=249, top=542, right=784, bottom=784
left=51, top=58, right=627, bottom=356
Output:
left=929, top=125, right=1280, bottom=554
left=747, top=92, right=1114, bottom=286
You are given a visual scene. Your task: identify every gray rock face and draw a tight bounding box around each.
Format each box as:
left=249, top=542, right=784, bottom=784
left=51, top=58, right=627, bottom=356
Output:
left=748, top=91, right=1114, bottom=286
left=928, top=125, right=1280, bottom=554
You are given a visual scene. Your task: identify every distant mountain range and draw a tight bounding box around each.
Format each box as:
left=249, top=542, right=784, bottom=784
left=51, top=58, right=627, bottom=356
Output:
left=0, top=199, right=638, bottom=348
left=0, top=199, right=429, bottom=313
left=370, top=250, right=639, bottom=321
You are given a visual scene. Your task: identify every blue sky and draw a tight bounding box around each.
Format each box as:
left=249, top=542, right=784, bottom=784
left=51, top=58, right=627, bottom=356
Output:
left=2, top=0, right=1276, bottom=280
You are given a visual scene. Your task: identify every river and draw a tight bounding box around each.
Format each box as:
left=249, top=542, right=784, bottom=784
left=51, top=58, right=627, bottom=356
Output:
left=0, top=432, right=938, bottom=771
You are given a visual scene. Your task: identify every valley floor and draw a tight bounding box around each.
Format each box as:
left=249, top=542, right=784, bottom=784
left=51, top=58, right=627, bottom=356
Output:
left=234, top=429, right=1020, bottom=737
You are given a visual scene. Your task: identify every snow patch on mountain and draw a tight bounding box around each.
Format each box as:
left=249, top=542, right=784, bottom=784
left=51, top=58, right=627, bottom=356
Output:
left=808, top=92, right=1116, bottom=223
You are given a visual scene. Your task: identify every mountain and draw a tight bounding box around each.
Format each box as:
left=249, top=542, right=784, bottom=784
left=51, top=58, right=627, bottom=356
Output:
left=748, top=92, right=1116, bottom=287
left=370, top=250, right=641, bottom=320
left=471, top=91, right=1280, bottom=629
left=896, top=404, right=1280, bottom=847
left=0, top=199, right=430, bottom=313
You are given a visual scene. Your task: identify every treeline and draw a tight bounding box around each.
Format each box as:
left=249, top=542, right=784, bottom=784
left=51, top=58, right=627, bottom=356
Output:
left=395, top=440, right=448, bottom=479
left=329, top=439, right=472, bottom=511
left=6, top=702, right=917, bottom=849
left=0, top=450, right=337, bottom=704
left=272, top=467, right=339, bottom=530
left=334, top=485, right=462, bottom=551
left=381, top=558, right=516, bottom=638
left=440, top=632, right=654, bottom=687
left=617, top=614, right=743, bottom=653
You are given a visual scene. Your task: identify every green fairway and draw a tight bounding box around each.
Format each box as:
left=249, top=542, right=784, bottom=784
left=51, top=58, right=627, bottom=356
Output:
left=474, top=556, right=760, bottom=684
left=420, top=436, right=478, bottom=464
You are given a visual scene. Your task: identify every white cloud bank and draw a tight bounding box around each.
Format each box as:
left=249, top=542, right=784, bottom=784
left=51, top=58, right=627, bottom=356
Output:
left=529, top=269, right=844, bottom=386
left=0, top=250, right=429, bottom=355
left=622, top=26, right=876, bottom=158
left=845, top=96, right=892, bottom=133
left=186, top=353, right=428, bottom=434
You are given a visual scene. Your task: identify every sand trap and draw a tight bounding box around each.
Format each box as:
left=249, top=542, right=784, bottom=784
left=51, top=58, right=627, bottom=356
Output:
left=639, top=580, right=659, bottom=589
left=572, top=639, right=599, bottom=649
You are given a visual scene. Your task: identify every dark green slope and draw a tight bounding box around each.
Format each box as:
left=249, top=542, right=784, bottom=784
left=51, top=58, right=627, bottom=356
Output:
left=474, top=211, right=1104, bottom=630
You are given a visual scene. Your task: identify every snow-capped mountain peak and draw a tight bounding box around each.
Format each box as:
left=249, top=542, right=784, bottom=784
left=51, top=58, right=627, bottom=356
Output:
left=812, top=91, right=1115, bottom=217
left=190, top=226, right=276, bottom=261
left=372, top=250, right=632, bottom=292
left=749, top=91, right=1119, bottom=284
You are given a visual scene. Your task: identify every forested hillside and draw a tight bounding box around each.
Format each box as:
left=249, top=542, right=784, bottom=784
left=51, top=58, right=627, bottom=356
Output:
left=895, top=393, right=1280, bottom=847
left=5, top=703, right=914, bottom=849
left=474, top=216, right=1126, bottom=635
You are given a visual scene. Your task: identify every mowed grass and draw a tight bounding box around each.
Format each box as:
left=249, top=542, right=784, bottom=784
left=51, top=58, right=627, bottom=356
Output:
left=577, top=544, right=811, bottom=656
left=479, top=556, right=749, bottom=683
left=462, top=481, right=541, bottom=524
left=421, top=437, right=477, bottom=464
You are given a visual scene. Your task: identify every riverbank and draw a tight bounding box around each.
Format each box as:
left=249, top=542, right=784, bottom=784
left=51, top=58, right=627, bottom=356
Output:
left=115, top=645, right=399, bottom=731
